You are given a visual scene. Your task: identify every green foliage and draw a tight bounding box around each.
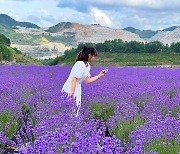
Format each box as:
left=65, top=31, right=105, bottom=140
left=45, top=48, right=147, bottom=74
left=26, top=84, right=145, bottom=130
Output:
left=0, top=44, right=13, bottom=61
left=91, top=102, right=115, bottom=122
left=0, top=33, right=10, bottom=46
left=133, top=98, right=145, bottom=113
left=12, top=47, right=22, bottom=54
left=0, top=34, right=13, bottom=61
left=168, top=90, right=176, bottom=99
left=0, top=112, right=19, bottom=139
left=144, top=139, right=180, bottom=154
left=0, top=34, right=41, bottom=64
left=96, top=39, right=125, bottom=53
left=11, top=34, right=41, bottom=45
left=145, top=41, right=165, bottom=53
left=171, top=42, right=180, bottom=53
left=0, top=14, right=40, bottom=29
left=125, top=41, right=145, bottom=53
left=78, top=39, right=171, bottom=54
left=112, top=115, right=146, bottom=147
left=162, top=107, right=180, bottom=118
left=43, top=34, right=75, bottom=46
left=0, top=25, right=41, bottom=45
left=96, top=39, right=170, bottom=54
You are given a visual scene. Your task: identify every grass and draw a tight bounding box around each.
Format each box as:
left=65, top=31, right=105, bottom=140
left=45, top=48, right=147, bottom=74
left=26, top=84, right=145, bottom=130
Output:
left=0, top=112, right=19, bottom=140
left=92, top=52, right=180, bottom=66
left=56, top=52, right=180, bottom=67
left=144, top=138, right=180, bottom=154
left=91, top=102, right=115, bottom=122
left=90, top=102, right=146, bottom=149
left=112, top=115, right=146, bottom=148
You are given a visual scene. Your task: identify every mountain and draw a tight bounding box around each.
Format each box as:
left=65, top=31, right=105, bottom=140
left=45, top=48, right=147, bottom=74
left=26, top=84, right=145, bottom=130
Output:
left=46, top=22, right=73, bottom=33
left=148, top=27, right=180, bottom=44
left=46, top=22, right=144, bottom=44
left=162, top=26, right=179, bottom=31
left=123, top=27, right=157, bottom=39
left=0, top=14, right=40, bottom=29
left=123, top=27, right=140, bottom=33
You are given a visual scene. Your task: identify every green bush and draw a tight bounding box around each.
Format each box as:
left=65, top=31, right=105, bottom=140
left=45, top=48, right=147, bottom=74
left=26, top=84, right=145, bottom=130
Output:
left=171, top=42, right=180, bottom=53
left=144, top=139, right=180, bottom=154
left=0, top=44, right=13, bottom=61
left=145, top=41, right=165, bottom=53
left=112, top=115, right=146, bottom=147
left=0, top=34, right=10, bottom=46
left=91, top=102, right=115, bottom=122
left=125, top=41, right=145, bottom=53
left=0, top=112, right=19, bottom=139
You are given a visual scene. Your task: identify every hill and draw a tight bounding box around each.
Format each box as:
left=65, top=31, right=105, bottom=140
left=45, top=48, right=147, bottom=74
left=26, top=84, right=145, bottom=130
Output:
left=123, top=27, right=157, bottom=39
left=46, top=22, right=73, bottom=33
left=46, top=22, right=144, bottom=45
left=148, top=27, right=180, bottom=44
left=0, top=14, right=40, bottom=29
left=163, top=26, right=179, bottom=31
left=0, top=34, right=41, bottom=65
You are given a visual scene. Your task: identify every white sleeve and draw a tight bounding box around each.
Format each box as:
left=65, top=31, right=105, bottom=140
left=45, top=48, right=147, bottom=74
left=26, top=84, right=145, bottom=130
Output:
left=71, top=61, right=85, bottom=79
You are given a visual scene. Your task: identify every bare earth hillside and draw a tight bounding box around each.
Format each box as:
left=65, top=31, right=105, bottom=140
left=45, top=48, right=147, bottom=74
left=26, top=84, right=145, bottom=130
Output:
left=51, top=23, right=144, bottom=44
left=148, top=27, right=180, bottom=44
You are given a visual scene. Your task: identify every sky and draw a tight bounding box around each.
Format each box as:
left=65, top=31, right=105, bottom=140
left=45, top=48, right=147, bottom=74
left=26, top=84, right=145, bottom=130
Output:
left=0, top=0, right=180, bottom=30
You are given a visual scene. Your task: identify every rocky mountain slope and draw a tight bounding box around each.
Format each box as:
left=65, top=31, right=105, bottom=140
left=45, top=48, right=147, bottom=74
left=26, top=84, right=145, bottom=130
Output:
left=148, top=27, right=180, bottom=44
left=47, top=22, right=144, bottom=44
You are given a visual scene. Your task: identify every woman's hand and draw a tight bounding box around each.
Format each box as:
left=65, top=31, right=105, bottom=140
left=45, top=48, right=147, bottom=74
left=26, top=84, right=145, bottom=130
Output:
left=70, top=93, right=75, bottom=99
left=98, top=70, right=106, bottom=78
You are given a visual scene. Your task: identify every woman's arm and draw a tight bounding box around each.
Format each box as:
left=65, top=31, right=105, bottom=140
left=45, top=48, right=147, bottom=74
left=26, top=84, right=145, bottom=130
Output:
left=70, top=77, right=77, bottom=97
left=85, top=70, right=105, bottom=84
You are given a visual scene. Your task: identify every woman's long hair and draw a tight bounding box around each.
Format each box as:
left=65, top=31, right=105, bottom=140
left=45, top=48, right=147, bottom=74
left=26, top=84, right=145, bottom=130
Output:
left=76, top=46, right=97, bottom=62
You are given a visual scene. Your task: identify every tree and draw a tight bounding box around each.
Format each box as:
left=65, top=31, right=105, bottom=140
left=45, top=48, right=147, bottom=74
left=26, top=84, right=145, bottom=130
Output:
left=170, top=42, right=180, bottom=53
left=125, top=41, right=145, bottom=53
left=0, top=34, right=11, bottom=46
left=0, top=44, right=13, bottom=61
left=145, top=41, right=165, bottom=53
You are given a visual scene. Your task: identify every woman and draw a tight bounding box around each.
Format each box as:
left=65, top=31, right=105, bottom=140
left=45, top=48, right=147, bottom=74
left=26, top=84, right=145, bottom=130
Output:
left=61, top=46, right=105, bottom=114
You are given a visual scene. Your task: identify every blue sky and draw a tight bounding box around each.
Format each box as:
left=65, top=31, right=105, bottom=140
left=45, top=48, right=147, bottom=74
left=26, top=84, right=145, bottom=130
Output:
left=0, top=0, right=180, bottom=30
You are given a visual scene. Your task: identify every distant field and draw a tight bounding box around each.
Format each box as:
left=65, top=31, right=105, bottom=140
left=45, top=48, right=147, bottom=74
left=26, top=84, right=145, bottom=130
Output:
left=57, top=52, right=180, bottom=67
left=91, top=52, right=180, bottom=67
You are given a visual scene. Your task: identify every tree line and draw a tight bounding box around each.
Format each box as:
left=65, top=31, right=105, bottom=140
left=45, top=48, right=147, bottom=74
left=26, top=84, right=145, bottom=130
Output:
left=43, top=39, right=180, bottom=65
left=66, top=39, right=180, bottom=55
left=95, top=39, right=180, bottom=53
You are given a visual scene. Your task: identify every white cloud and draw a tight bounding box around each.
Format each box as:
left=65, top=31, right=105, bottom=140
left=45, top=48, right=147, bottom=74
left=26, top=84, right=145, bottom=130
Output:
left=90, top=7, right=114, bottom=27
left=0, top=0, right=180, bottom=30
left=90, top=0, right=180, bottom=10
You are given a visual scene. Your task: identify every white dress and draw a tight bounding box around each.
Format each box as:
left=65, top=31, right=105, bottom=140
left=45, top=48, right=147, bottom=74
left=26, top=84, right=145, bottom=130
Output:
left=61, top=61, right=91, bottom=107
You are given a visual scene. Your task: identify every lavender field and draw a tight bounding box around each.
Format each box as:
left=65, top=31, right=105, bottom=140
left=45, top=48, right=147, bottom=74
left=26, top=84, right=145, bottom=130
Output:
left=0, top=65, right=180, bottom=154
